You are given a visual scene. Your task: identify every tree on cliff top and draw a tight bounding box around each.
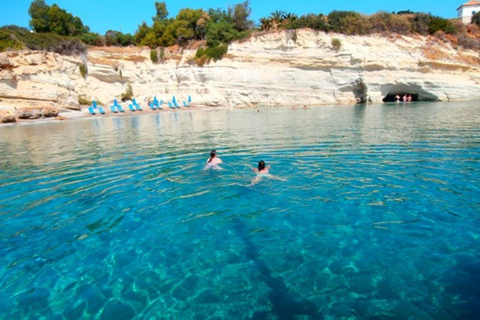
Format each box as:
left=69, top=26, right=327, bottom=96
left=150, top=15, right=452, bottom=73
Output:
left=153, top=1, right=169, bottom=21
left=473, top=12, right=480, bottom=26
left=230, top=1, right=254, bottom=32
left=29, top=0, right=50, bottom=33
left=28, top=0, right=89, bottom=36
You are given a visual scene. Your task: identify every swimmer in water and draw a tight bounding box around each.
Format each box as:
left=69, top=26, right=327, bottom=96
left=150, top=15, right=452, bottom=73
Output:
left=250, top=160, right=284, bottom=185
left=253, top=160, right=270, bottom=176
left=205, top=150, right=223, bottom=170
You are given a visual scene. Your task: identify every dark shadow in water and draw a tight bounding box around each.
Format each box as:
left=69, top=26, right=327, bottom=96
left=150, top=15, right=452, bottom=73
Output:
left=232, top=218, right=321, bottom=320
left=443, top=259, right=480, bottom=318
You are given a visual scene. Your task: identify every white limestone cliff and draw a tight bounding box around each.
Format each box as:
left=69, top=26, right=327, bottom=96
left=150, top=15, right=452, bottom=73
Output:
left=0, top=29, right=479, bottom=113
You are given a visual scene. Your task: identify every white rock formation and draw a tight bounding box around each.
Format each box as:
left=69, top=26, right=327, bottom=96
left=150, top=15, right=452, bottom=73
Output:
left=0, top=29, right=479, bottom=111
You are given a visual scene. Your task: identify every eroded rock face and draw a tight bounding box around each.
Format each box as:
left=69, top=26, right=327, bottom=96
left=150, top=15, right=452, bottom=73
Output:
left=0, top=30, right=479, bottom=110
left=0, top=110, right=16, bottom=123
left=17, top=107, right=58, bottom=119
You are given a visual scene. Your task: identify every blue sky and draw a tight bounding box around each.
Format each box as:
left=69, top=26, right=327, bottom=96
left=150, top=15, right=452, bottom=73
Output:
left=1, top=0, right=461, bottom=35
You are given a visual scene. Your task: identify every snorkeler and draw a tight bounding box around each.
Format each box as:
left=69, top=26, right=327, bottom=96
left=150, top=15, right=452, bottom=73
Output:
left=205, top=150, right=223, bottom=170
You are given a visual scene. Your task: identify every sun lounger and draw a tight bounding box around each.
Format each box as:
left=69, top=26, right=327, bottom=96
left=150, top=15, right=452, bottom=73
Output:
left=129, top=104, right=136, bottom=112
left=98, top=106, right=106, bottom=114
left=113, top=99, right=125, bottom=112
left=131, top=98, right=143, bottom=111
left=168, top=102, right=175, bottom=109
left=172, top=96, right=180, bottom=108
left=88, top=107, right=96, bottom=115
left=183, top=101, right=190, bottom=107
left=149, top=103, right=156, bottom=110
left=110, top=105, right=118, bottom=113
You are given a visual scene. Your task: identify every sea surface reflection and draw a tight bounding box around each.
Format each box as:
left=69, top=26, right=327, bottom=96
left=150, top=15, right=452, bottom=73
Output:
left=0, top=102, right=479, bottom=319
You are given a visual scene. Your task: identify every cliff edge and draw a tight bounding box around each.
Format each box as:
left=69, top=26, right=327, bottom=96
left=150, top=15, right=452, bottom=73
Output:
left=0, top=29, right=479, bottom=114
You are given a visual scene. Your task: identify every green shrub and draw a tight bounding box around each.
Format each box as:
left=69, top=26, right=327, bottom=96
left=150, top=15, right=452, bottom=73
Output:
left=205, top=20, right=249, bottom=47
left=291, top=29, right=297, bottom=42
left=342, top=14, right=371, bottom=35
left=121, top=84, right=134, bottom=102
left=326, top=11, right=371, bottom=35
left=411, top=13, right=431, bottom=35
left=79, top=63, right=87, bottom=78
left=473, top=12, right=480, bottom=26
left=53, top=39, right=87, bottom=55
left=150, top=49, right=158, bottom=63
left=195, top=44, right=228, bottom=66
left=0, top=26, right=86, bottom=55
left=159, top=47, right=165, bottom=62
left=78, top=96, right=91, bottom=105
left=0, top=29, right=24, bottom=51
left=284, top=14, right=328, bottom=31
left=327, top=11, right=356, bottom=32
left=80, top=32, right=103, bottom=46
left=194, top=44, right=228, bottom=65
left=331, top=38, right=342, bottom=50
left=105, top=30, right=133, bottom=47
left=195, top=47, right=207, bottom=65
left=369, top=11, right=392, bottom=33
left=195, top=47, right=205, bottom=58
left=396, top=10, right=415, bottom=15
left=428, top=16, right=456, bottom=35
left=389, top=14, right=412, bottom=34
left=205, top=44, right=228, bottom=61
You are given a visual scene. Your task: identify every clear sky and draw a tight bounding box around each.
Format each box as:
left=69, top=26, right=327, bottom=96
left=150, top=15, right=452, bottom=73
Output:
left=1, top=0, right=462, bottom=35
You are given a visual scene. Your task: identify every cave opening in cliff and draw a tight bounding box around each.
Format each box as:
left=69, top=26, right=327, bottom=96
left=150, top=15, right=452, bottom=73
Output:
left=383, top=93, right=419, bottom=102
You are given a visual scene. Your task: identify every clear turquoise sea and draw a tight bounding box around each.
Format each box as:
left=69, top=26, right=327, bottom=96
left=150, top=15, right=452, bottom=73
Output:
left=0, top=102, right=479, bottom=319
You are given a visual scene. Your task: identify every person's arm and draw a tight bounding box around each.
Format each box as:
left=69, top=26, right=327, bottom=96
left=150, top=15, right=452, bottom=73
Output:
left=217, top=158, right=223, bottom=164
left=269, top=175, right=286, bottom=181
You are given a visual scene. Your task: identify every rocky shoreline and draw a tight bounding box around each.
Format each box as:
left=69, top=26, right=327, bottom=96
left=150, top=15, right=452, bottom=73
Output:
left=1, top=29, right=479, bottom=124
left=0, top=103, right=225, bottom=125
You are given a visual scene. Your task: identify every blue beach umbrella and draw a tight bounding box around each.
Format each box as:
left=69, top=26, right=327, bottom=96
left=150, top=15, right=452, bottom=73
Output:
left=188, top=95, right=192, bottom=103
left=172, top=96, right=176, bottom=103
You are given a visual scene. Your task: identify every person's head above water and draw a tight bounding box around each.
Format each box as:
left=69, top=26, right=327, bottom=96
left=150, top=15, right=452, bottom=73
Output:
left=208, top=150, right=216, bottom=163
left=258, top=160, right=266, bottom=171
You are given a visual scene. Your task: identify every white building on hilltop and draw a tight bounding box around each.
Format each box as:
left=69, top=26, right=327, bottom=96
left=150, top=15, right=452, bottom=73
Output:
left=457, top=0, right=480, bottom=24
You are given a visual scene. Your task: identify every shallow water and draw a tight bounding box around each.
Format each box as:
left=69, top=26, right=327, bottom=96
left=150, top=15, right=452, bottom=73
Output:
left=0, top=102, right=479, bottom=319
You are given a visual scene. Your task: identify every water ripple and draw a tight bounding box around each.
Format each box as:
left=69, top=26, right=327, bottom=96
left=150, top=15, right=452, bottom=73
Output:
left=0, top=102, right=479, bottom=319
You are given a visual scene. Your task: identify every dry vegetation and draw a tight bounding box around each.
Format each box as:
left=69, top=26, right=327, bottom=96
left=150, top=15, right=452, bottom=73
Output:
left=457, top=52, right=480, bottom=65
left=422, top=45, right=450, bottom=61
